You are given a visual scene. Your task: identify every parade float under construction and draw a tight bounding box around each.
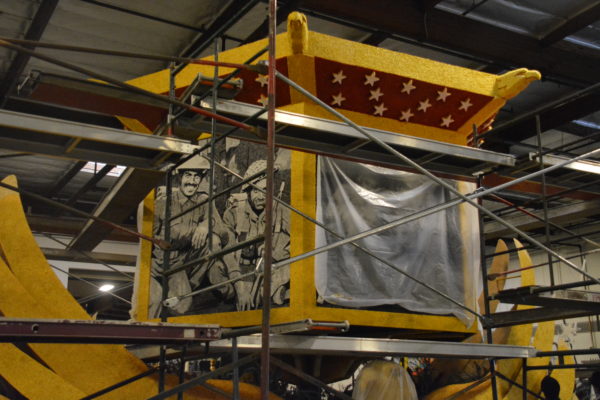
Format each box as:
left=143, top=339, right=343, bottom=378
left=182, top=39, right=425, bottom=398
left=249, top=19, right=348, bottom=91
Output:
left=0, top=8, right=587, bottom=400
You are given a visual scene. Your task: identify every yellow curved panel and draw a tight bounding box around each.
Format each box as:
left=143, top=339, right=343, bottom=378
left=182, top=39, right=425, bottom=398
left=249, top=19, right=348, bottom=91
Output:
left=0, top=343, right=86, bottom=400
left=484, top=239, right=510, bottom=314
left=0, top=176, right=88, bottom=319
left=428, top=240, right=537, bottom=399
left=502, top=321, right=554, bottom=400
left=425, top=378, right=491, bottom=400
left=552, top=341, right=575, bottom=400
left=0, top=176, right=265, bottom=399
left=429, top=239, right=510, bottom=386
left=514, top=239, right=535, bottom=287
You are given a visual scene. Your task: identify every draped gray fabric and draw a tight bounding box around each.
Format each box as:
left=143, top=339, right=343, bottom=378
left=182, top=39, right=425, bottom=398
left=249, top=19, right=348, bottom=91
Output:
left=316, top=157, right=480, bottom=326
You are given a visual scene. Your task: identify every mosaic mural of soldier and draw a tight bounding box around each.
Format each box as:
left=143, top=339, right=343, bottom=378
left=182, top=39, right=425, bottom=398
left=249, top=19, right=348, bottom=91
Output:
left=222, top=159, right=291, bottom=311
left=148, top=142, right=291, bottom=317
left=149, top=156, right=229, bottom=318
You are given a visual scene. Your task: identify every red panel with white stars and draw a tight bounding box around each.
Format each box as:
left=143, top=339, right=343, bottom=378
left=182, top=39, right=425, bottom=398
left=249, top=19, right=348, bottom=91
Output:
left=315, top=57, right=493, bottom=131
left=229, top=58, right=290, bottom=107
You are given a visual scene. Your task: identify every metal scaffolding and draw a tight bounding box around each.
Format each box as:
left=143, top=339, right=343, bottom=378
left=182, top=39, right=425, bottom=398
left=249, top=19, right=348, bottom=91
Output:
left=0, top=1, right=599, bottom=398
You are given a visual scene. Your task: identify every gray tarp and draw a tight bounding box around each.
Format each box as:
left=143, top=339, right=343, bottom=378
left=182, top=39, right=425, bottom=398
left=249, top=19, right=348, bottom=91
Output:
left=315, top=157, right=480, bottom=326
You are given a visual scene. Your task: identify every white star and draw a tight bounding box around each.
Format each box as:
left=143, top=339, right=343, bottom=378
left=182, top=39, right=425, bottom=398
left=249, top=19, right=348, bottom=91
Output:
left=401, top=79, right=416, bottom=94
left=436, top=87, right=452, bottom=102
left=399, top=108, right=414, bottom=122
left=369, top=87, right=384, bottom=101
left=373, top=103, right=388, bottom=116
left=257, top=94, right=268, bottom=107
left=255, top=74, right=268, bottom=87
left=459, top=98, right=473, bottom=111
left=331, top=92, right=346, bottom=107
left=364, top=71, right=380, bottom=86
left=418, top=98, right=432, bottom=112
left=332, top=70, right=347, bottom=85
left=440, top=114, right=454, bottom=128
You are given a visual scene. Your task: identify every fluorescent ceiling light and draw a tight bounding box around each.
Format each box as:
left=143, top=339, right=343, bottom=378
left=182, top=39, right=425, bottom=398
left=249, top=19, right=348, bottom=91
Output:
left=99, top=284, right=114, bottom=292
left=529, top=153, right=600, bottom=175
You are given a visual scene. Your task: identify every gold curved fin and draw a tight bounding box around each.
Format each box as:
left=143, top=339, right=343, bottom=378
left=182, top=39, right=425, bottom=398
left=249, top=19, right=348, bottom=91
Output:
left=424, top=377, right=491, bottom=400
left=0, top=343, right=86, bottom=400
left=513, top=239, right=535, bottom=287
left=429, top=240, right=537, bottom=399
left=0, top=176, right=242, bottom=399
left=502, top=321, right=554, bottom=399
left=481, top=239, right=510, bottom=314
left=0, top=175, right=88, bottom=319
left=551, top=341, right=575, bottom=400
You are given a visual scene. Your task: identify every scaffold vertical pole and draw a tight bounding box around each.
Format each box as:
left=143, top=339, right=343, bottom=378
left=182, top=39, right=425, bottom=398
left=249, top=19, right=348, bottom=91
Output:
left=477, top=165, right=499, bottom=400
left=233, top=337, right=241, bottom=400
left=158, top=167, right=173, bottom=393
left=207, top=38, right=220, bottom=255
left=536, top=114, right=555, bottom=286
left=261, top=0, right=277, bottom=398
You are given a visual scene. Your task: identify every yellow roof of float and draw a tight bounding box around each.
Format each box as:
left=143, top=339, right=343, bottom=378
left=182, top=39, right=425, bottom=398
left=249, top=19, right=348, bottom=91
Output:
left=128, top=12, right=540, bottom=146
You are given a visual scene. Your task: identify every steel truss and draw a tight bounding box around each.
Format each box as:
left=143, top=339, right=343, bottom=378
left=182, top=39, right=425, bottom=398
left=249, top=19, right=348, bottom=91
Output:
left=0, top=1, right=598, bottom=399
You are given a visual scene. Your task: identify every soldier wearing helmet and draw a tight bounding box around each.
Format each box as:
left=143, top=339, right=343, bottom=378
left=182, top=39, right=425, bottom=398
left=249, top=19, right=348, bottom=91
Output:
left=149, top=155, right=228, bottom=318
left=219, top=159, right=290, bottom=311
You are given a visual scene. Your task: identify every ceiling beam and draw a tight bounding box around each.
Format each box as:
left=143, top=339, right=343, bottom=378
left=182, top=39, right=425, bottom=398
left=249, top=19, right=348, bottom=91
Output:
left=297, top=0, right=599, bottom=84
left=41, top=247, right=137, bottom=266
left=5, top=97, right=124, bottom=129
left=540, top=2, right=600, bottom=46
left=47, top=161, right=87, bottom=199
left=68, top=168, right=164, bottom=251
left=0, top=0, right=59, bottom=106
left=65, top=164, right=114, bottom=208
left=483, top=84, right=600, bottom=152
left=362, top=31, right=389, bottom=46
left=178, top=0, right=261, bottom=59
left=27, top=215, right=138, bottom=242
left=79, top=0, right=205, bottom=33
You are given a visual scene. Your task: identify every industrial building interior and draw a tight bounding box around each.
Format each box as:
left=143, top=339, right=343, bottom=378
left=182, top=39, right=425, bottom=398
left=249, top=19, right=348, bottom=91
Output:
left=0, top=0, right=599, bottom=399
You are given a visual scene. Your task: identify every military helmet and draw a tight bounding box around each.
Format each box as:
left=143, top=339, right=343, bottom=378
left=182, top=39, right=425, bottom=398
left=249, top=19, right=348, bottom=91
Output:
left=176, top=155, right=210, bottom=172
left=242, top=159, right=267, bottom=191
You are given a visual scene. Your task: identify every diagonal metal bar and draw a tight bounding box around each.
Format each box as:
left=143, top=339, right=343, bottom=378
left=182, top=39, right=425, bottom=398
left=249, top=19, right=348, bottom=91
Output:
left=164, top=146, right=600, bottom=313
left=41, top=233, right=134, bottom=281
left=447, top=374, right=491, bottom=400
left=177, top=0, right=261, bottom=61
left=0, top=0, right=58, bottom=106
left=495, top=371, right=544, bottom=399
left=0, top=181, right=169, bottom=250
left=78, top=0, right=205, bottom=33
left=147, top=353, right=259, bottom=400
left=163, top=235, right=265, bottom=277
left=80, top=367, right=157, bottom=400
left=199, top=382, right=233, bottom=399
left=168, top=168, right=267, bottom=222
left=48, top=263, right=131, bottom=305
left=0, top=37, right=267, bottom=73
left=0, top=40, right=258, bottom=135
left=488, top=193, right=600, bottom=250
left=65, top=163, right=113, bottom=207
left=75, top=282, right=133, bottom=305
left=275, top=71, right=600, bottom=286
left=269, top=357, right=352, bottom=400
left=47, top=160, right=87, bottom=199
left=208, top=158, right=484, bottom=321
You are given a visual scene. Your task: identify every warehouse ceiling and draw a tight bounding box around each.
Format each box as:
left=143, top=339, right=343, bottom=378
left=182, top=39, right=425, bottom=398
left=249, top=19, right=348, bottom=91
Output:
left=0, top=0, right=599, bottom=255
